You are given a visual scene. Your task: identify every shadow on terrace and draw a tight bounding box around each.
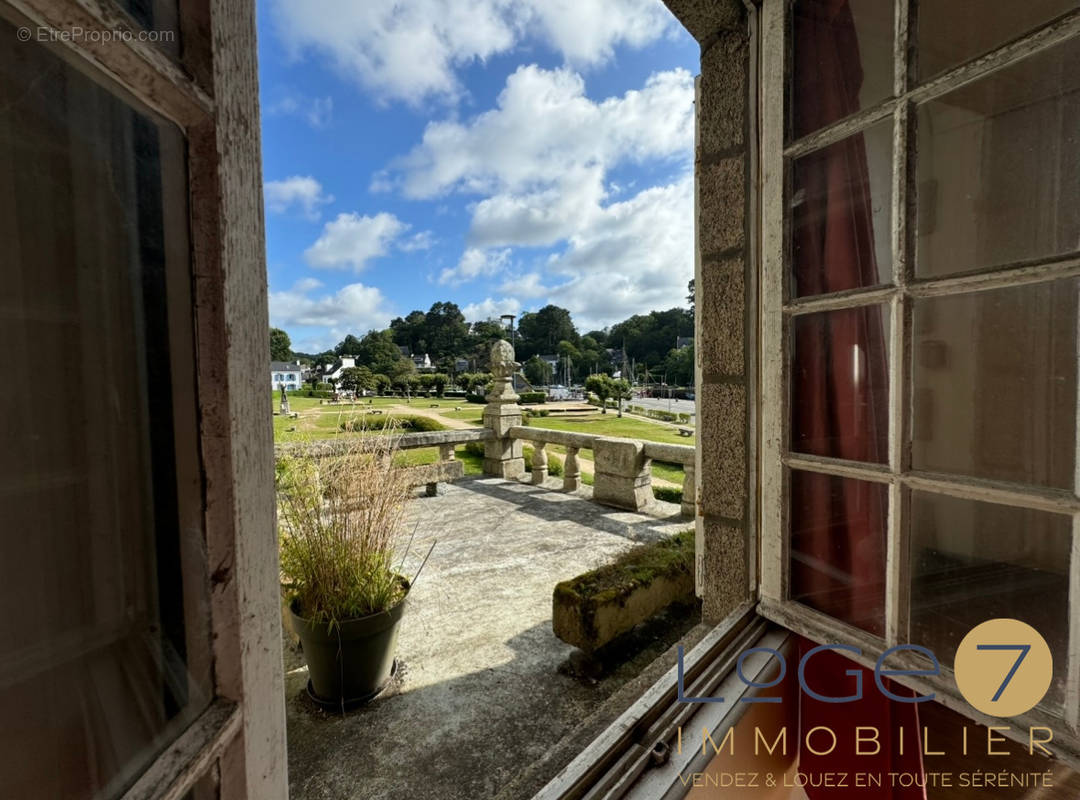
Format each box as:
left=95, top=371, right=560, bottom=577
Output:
left=280, top=343, right=705, bottom=800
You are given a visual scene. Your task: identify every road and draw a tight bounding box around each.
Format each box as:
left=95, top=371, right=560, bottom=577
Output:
left=631, top=395, right=696, bottom=420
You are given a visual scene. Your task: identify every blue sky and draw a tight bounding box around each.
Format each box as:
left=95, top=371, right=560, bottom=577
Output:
left=257, top=0, right=698, bottom=354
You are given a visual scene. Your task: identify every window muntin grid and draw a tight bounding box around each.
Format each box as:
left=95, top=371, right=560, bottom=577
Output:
left=760, top=0, right=1080, bottom=749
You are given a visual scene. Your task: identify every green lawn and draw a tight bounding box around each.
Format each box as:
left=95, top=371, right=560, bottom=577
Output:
left=272, top=402, right=687, bottom=486
left=441, top=408, right=485, bottom=423
left=274, top=408, right=449, bottom=443
left=394, top=445, right=484, bottom=476
left=524, top=413, right=695, bottom=447
left=271, top=390, right=328, bottom=411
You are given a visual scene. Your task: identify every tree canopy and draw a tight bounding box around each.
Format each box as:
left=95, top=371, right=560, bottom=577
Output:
left=516, top=304, right=578, bottom=360
left=269, top=327, right=292, bottom=361
left=276, top=294, right=696, bottom=389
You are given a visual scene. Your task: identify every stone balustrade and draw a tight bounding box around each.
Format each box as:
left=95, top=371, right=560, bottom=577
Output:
left=274, top=427, right=492, bottom=460
left=273, top=341, right=699, bottom=516
left=505, top=425, right=696, bottom=516
left=274, top=428, right=492, bottom=496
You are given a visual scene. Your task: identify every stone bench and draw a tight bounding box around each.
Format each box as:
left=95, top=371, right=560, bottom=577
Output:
left=553, top=532, right=695, bottom=654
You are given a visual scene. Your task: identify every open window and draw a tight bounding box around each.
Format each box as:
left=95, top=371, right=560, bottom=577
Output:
left=759, top=0, right=1080, bottom=761
left=0, top=1, right=285, bottom=797
left=539, top=2, right=1080, bottom=796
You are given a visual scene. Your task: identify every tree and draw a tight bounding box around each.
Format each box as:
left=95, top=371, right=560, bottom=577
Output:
left=338, top=366, right=375, bottom=395
left=585, top=329, right=609, bottom=347
left=269, top=327, right=292, bottom=361
left=663, top=344, right=695, bottom=387
left=523, top=356, right=551, bottom=387
left=466, top=319, right=508, bottom=368
left=575, top=335, right=607, bottom=379
left=609, top=307, right=693, bottom=370
left=389, top=310, right=428, bottom=355
left=357, top=329, right=405, bottom=376
left=458, top=372, right=491, bottom=396
left=424, top=301, right=469, bottom=360
left=469, top=319, right=508, bottom=342
left=611, top=378, right=633, bottom=418
left=334, top=334, right=363, bottom=356
left=585, top=374, right=614, bottom=414
left=372, top=374, right=391, bottom=395
left=516, top=304, right=578, bottom=360
left=428, top=372, right=450, bottom=397
left=687, top=279, right=696, bottom=313
left=388, top=359, right=416, bottom=393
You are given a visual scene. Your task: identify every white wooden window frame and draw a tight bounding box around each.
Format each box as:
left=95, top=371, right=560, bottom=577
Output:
left=2, top=0, right=286, bottom=798
left=758, top=0, right=1080, bottom=763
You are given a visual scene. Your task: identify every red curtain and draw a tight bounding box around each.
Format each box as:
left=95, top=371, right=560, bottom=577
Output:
left=791, top=2, right=925, bottom=797
left=790, top=0, right=889, bottom=634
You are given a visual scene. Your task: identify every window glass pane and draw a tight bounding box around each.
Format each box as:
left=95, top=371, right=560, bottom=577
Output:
left=791, top=119, right=893, bottom=297
left=909, top=491, right=1070, bottom=707
left=117, top=0, right=180, bottom=56
left=789, top=470, right=888, bottom=636
left=791, top=305, right=890, bottom=464
left=911, top=280, right=1077, bottom=489
left=789, top=0, right=894, bottom=140
left=915, top=37, right=1080, bottom=278
left=0, top=17, right=209, bottom=798
left=919, top=0, right=1076, bottom=80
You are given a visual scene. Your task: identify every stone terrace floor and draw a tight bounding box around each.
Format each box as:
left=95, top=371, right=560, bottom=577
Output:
left=284, top=476, right=701, bottom=800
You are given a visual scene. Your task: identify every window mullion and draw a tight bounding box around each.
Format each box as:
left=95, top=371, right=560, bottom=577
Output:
left=1069, top=517, right=1080, bottom=732
left=886, top=0, right=912, bottom=647
left=758, top=0, right=787, bottom=606
left=1069, top=283, right=1080, bottom=731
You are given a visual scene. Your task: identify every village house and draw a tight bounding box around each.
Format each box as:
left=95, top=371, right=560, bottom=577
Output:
left=270, top=361, right=305, bottom=391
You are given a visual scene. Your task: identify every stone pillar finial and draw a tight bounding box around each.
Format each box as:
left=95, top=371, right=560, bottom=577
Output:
left=482, top=340, right=525, bottom=479
left=486, top=339, right=520, bottom=403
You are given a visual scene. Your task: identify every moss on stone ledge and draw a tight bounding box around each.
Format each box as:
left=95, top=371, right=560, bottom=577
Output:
left=554, top=530, right=694, bottom=607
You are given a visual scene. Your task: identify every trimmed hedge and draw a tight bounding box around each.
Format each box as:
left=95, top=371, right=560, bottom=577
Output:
left=339, top=415, right=447, bottom=433
left=628, top=406, right=694, bottom=426
left=518, top=391, right=547, bottom=404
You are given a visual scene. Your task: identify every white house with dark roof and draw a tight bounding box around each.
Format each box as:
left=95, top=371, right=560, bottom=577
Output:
left=321, top=356, right=355, bottom=384
left=270, top=360, right=304, bottom=390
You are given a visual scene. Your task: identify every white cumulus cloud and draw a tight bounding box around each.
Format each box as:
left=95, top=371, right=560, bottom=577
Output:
left=388, top=65, right=694, bottom=203
left=438, top=247, right=512, bottom=285
left=304, top=212, right=409, bottom=271
left=461, top=296, right=522, bottom=323
left=269, top=0, right=674, bottom=106
left=265, top=175, right=334, bottom=219
left=545, top=175, right=694, bottom=330
left=399, top=230, right=436, bottom=252
left=377, top=65, right=695, bottom=327
left=266, top=94, right=334, bottom=128
left=269, top=279, right=394, bottom=332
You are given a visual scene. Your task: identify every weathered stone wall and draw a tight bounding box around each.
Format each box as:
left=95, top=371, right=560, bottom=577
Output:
left=664, top=0, right=753, bottom=621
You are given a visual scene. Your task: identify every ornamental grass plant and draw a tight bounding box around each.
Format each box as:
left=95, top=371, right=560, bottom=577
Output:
left=277, top=426, right=413, bottom=627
